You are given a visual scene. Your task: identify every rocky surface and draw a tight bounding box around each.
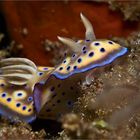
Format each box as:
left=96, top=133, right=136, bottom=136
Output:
left=108, top=0, right=140, bottom=21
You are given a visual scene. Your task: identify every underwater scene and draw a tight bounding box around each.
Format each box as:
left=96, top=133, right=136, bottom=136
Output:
left=0, top=1, right=140, bottom=139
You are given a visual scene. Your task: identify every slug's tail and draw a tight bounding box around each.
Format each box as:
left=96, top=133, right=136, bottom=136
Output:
left=0, top=58, right=38, bottom=87
left=0, top=78, right=36, bottom=122
left=0, top=57, right=54, bottom=122
left=0, top=58, right=54, bottom=87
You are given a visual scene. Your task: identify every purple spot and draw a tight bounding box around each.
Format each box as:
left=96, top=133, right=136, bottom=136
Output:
left=22, top=106, right=26, bottom=110
left=17, top=93, right=22, bottom=96
left=94, top=42, right=100, bottom=46
left=72, top=54, right=76, bottom=57
left=43, top=67, right=48, bottom=70
left=28, top=109, right=32, bottom=112
left=83, top=50, right=87, bottom=54
left=73, top=66, right=77, bottom=70
left=100, top=48, right=105, bottom=52
left=0, top=83, right=4, bottom=87
left=50, top=87, right=55, bottom=92
left=7, top=98, right=11, bottom=102
left=67, top=66, right=71, bottom=71
left=89, top=52, right=94, bottom=57
left=16, top=103, right=21, bottom=107
left=59, top=67, right=63, bottom=71
left=63, top=60, right=66, bottom=63
left=108, top=41, right=113, bottom=44
left=77, top=58, right=82, bottom=63
left=86, top=39, right=90, bottom=42
left=38, top=72, right=43, bottom=76
left=1, top=93, right=6, bottom=97
left=82, top=46, right=86, bottom=51
left=28, top=97, right=33, bottom=102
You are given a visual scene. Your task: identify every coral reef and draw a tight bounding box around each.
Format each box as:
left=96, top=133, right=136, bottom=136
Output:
left=43, top=38, right=77, bottom=65
left=0, top=33, right=23, bottom=59
left=42, top=39, right=64, bottom=65
left=108, top=0, right=140, bottom=21
left=0, top=117, right=46, bottom=140
left=96, top=0, right=140, bottom=21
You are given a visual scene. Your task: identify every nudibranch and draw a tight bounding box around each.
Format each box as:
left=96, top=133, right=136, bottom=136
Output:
left=0, top=58, right=54, bottom=122
left=0, top=13, right=127, bottom=122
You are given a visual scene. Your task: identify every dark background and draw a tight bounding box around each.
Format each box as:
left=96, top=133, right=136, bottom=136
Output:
left=0, top=1, right=140, bottom=65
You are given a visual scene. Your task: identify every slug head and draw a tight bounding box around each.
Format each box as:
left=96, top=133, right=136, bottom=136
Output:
left=53, top=13, right=128, bottom=79
left=54, top=39, right=127, bottom=79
